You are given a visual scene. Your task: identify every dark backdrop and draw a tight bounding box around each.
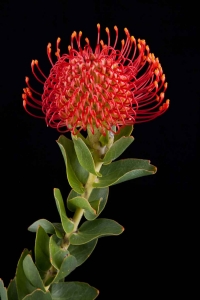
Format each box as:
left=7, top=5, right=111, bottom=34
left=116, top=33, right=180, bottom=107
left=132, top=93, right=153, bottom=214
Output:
left=0, top=0, right=198, bottom=298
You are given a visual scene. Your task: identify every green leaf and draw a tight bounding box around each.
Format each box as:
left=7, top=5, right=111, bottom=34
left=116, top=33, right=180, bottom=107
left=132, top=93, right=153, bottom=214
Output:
left=52, top=224, right=65, bottom=239
left=15, top=249, right=36, bottom=300
left=51, top=256, right=77, bottom=284
left=23, top=255, right=45, bottom=292
left=49, top=235, right=69, bottom=270
left=22, top=290, right=52, bottom=300
left=66, top=189, right=80, bottom=211
left=68, top=239, right=98, bottom=267
left=57, top=135, right=88, bottom=194
left=99, top=130, right=109, bottom=146
left=67, top=196, right=96, bottom=217
left=76, top=132, right=90, bottom=147
left=85, top=188, right=108, bottom=220
left=0, top=279, right=8, bottom=300
left=70, top=218, right=124, bottom=245
left=50, top=282, right=99, bottom=300
left=72, top=136, right=101, bottom=176
left=103, top=136, right=134, bottom=164
left=7, top=278, right=18, bottom=300
left=28, top=219, right=64, bottom=239
left=35, top=226, right=51, bottom=277
left=28, top=219, right=55, bottom=235
left=114, top=125, right=133, bottom=141
left=93, top=159, right=157, bottom=188
left=67, top=188, right=108, bottom=220
left=54, top=189, right=74, bottom=234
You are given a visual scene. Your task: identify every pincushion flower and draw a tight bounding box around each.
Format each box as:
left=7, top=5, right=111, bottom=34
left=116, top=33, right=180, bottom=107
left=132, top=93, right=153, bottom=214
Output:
left=22, top=24, right=169, bottom=135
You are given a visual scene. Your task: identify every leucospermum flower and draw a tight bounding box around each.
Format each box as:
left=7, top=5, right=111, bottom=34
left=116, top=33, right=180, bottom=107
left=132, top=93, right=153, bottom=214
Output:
left=22, top=24, right=169, bottom=135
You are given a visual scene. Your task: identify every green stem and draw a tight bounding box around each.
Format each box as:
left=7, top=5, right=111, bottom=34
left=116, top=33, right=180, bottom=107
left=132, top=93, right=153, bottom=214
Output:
left=71, top=161, right=102, bottom=232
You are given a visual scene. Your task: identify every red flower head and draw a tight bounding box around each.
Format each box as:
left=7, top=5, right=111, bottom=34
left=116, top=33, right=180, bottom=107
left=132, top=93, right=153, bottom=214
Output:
left=22, top=24, right=169, bottom=135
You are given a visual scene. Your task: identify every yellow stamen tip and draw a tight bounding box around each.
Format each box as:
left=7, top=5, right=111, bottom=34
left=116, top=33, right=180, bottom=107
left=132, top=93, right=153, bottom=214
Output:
left=85, top=37, right=89, bottom=44
left=160, top=92, right=164, bottom=99
left=130, top=36, right=135, bottom=42
left=97, top=23, right=100, bottom=29
left=114, top=25, right=118, bottom=31
left=79, top=31, right=82, bottom=36
left=105, top=27, right=109, bottom=33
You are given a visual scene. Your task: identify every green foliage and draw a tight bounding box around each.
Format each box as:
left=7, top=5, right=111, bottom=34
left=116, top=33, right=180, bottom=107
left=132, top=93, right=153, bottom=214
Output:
left=22, top=290, right=52, bottom=300
left=68, top=239, right=98, bottom=267
left=69, top=218, right=124, bottom=245
left=23, top=255, right=45, bottom=291
left=57, top=135, right=89, bottom=194
left=93, top=159, right=156, bottom=188
left=67, top=196, right=96, bottom=218
left=35, top=226, right=51, bottom=278
left=49, top=235, right=69, bottom=270
left=3, top=126, right=159, bottom=300
left=15, top=249, right=36, bottom=300
left=7, top=278, right=18, bottom=300
left=54, top=189, right=74, bottom=234
left=67, top=188, right=108, bottom=221
left=114, top=125, right=133, bottom=141
left=50, top=282, right=99, bottom=300
left=0, top=279, right=8, bottom=300
left=102, top=136, right=134, bottom=164
left=72, top=136, right=101, bottom=177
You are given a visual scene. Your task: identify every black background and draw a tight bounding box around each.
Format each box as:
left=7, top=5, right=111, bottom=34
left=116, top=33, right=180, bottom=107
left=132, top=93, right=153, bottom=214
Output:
left=0, top=0, right=198, bottom=298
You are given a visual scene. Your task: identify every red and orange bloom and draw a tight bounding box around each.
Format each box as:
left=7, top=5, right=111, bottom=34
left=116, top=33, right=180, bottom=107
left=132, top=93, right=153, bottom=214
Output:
left=22, top=24, right=169, bottom=135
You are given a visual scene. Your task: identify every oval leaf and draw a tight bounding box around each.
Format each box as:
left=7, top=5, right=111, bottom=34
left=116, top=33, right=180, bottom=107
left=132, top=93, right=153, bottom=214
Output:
left=68, top=239, right=98, bottom=267
left=28, top=219, right=64, bottom=239
left=93, top=159, right=157, bottom=188
left=86, top=187, right=109, bottom=220
left=50, top=255, right=77, bottom=283
left=69, top=218, right=124, bottom=245
left=7, top=278, right=18, bottom=300
left=23, top=255, right=45, bottom=292
left=35, top=226, right=51, bottom=276
left=57, top=135, right=88, bottom=194
left=50, top=282, right=99, bottom=300
left=15, top=249, right=36, bottom=300
left=54, top=189, right=74, bottom=234
left=114, top=125, right=133, bottom=141
left=52, top=223, right=65, bottom=239
left=22, top=289, right=52, bottom=300
left=28, top=219, right=55, bottom=235
left=0, top=279, right=8, bottom=300
left=72, top=136, right=101, bottom=176
left=103, top=136, right=134, bottom=164
left=49, top=235, right=69, bottom=270
left=67, top=196, right=96, bottom=217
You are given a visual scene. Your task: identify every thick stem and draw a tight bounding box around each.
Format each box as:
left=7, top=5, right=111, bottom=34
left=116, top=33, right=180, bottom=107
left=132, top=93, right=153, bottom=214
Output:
left=71, top=161, right=103, bottom=233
